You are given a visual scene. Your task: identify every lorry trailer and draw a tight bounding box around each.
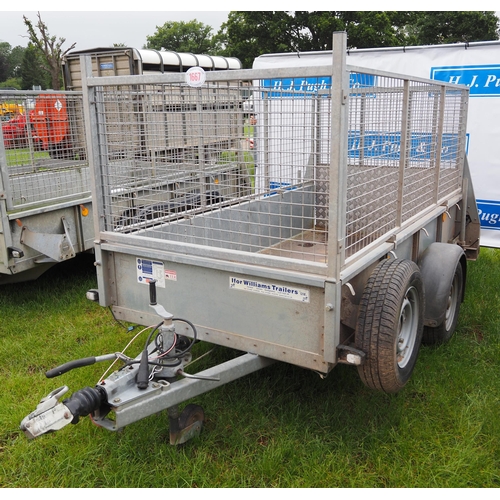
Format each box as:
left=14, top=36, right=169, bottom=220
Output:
left=20, top=33, right=480, bottom=444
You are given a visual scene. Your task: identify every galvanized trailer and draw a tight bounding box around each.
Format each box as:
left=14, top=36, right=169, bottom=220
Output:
left=21, top=33, right=480, bottom=444
left=0, top=50, right=242, bottom=286
left=0, top=90, right=93, bottom=284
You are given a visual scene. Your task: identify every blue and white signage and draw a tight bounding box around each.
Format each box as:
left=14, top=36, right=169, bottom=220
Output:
left=261, top=73, right=375, bottom=96
left=137, top=258, right=165, bottom=288
left=430, top=65, right=500, bottom=97
left=348, top=131, right=461, bottom=161
left=230, top=276, right=310, bottom=303
left=477, top=200, right=500, bottom=230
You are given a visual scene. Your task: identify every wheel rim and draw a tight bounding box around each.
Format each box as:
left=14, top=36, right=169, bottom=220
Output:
left=444, top=272, right=460, bottom=330
left=397, top=285, right=420, bottom=369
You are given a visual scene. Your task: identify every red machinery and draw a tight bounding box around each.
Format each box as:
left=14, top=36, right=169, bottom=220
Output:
left=2, top=95, right=70, bottom=157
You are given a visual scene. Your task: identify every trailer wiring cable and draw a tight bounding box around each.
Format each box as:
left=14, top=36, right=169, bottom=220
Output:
left=151, top=332, right=178, bottom=360
left=183, top=346, right=218, bottom=369
left=125, top=357, right=183, bottom=368
left=108, top=306, right=136, bottom=332
left=97, top=323, right=160, bottom=384
left=95, top=317, right=198, bottom=390
left=152, top=318, right=198, bottom=361
left=132, top=318, right=199, bottom=382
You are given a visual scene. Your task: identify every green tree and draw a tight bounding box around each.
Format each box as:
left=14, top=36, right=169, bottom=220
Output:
left=20, top=43, right=51, bottom=90
left=0, top=43, right=26, bottom=83
left=218, top=11, right=417, bottom=68
left=218, top=11, right=499, bottom=68
left=8, top=45, right=26, bottom=78
left=0, top=77, right=22, bottom=89
left=0, top=42, right=11, bottom=81
left=411, top=11, right=499, bottom=44
left=145, top=19, right=221, bottom=53
left=23, top=11, right=76, bottom=89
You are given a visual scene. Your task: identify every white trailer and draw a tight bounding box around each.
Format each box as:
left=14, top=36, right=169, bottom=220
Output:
left=253, top=39, right=500, bottom=248
left=21, top=33, right=480, bottom=444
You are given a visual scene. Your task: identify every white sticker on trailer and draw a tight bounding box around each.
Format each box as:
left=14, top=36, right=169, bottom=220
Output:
left=230, top=276, right=309, bottom=303
left=136, top=258, right=165, bottom=288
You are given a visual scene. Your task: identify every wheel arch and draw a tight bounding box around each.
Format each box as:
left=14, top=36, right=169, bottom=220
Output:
left=418, top=242, right=466, bottom=328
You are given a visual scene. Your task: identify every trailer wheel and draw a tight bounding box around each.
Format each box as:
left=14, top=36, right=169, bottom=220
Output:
left=422, top=261, right=463, bottom=345
left=355, top=259, right=424, bottom=393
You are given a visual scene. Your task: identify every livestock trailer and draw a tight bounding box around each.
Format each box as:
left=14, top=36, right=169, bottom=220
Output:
left=21, top=33, right=480, bottom=444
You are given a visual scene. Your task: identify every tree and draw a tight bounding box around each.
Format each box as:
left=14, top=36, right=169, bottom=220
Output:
left=8, top=45, right=26, bottom=79
left=411, top=11, right=499, bottom=45
left=218, top=11, right=417, bottom=68
left=0, top=78, right=22, bottom=89
left=0, top=43, right=26, bottom=84
left=218, top=11, right=499, bottom=68
left=145, top=20, right=221, bottom=53
left=22, top=12, right=76, bottom=90
left=0, top=42, right=11, bottom=82
left=20, top=44, right=51, bottom=90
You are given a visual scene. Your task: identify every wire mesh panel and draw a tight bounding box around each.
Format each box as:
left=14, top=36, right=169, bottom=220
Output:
left=87, top=65, right=468, bottom=274
left=345, top=73, right=468, bottom=258
left=0, top=91, right=88, bottom=210
left=93, top=77, right=330, bottom=267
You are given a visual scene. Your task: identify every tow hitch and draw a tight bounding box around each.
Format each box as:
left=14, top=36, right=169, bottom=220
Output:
left=20, top=280, right=274, bottom=443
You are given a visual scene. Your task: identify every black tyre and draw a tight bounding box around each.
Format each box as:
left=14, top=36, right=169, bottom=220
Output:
left=355, top=259, right=424, bottom=393
left=422, top=261, right=463, bottom=345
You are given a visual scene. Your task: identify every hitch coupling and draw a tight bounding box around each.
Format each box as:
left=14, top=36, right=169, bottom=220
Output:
left=20, top=385, right=106, bottom=439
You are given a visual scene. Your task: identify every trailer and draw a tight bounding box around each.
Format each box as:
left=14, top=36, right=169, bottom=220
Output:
left=21, top=33, right=480, bottom=445
left=253, top=39, right=500, bottom=248
left=0, top=89, right=93, bottom=284
left=0, top=49, right=242, bottom=285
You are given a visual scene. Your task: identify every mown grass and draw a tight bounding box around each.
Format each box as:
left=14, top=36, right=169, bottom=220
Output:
left=0, top=249, right=499, bottom=488
left=5, top=148, right=50, bottom=166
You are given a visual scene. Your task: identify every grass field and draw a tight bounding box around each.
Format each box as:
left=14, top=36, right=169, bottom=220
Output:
left=0, top=248, right=499, bottom=488
left=5, top=147, right=50, bottom=166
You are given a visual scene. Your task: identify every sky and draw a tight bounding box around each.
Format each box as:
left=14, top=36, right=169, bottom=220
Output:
left=2, top=4, right=500, bottom=53
left=0, top=8, right=232, bottom=51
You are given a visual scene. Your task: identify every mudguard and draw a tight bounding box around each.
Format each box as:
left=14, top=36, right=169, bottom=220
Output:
left=418, top=243, right=466, bottom=328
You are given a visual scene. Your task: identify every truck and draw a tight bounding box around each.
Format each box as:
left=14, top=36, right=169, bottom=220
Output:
left=253, top=39, right=500, bottom=248
left=20, top=33, right=480, bottom=445
left=0, top=48, right=241, bottom=284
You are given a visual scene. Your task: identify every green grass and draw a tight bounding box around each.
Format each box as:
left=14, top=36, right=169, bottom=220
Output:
left=5, top=148, right=50, bottom=166
left=1, top=249, right=499, bottom=487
